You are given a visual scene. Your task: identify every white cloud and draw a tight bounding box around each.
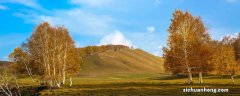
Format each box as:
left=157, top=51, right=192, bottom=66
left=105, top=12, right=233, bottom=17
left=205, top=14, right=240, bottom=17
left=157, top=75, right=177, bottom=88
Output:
left=220, top=32, right=239, bottom=40
left=15, top=8, right=114, bottom=36
left=125, top=31, right=166, bottom=56
left=147, top=26, right=155, bottom=33
left=0, top=0, right=42, bottom=10
left=98, top=30, right=134, bottom=47
left=209, top=27, right=239, bottom=40
left=227, top=32, right=239, bottom=38
left=0, top=5, right=8, bottom=10
left=153, top=45, right=163, bottom=56
left=70, top=0, right=113, bottom=7
left=158, top=45, right=163, bottom=49
left=153, top=50, right=161, bottom=56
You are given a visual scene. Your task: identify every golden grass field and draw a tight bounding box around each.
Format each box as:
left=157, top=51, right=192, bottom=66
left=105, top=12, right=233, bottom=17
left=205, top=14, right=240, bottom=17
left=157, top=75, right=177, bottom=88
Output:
left=16, top=73, right=240, bottom=96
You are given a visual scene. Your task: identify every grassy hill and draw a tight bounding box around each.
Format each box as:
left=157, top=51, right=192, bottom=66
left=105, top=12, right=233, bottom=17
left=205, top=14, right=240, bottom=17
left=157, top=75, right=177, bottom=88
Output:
left=79, top=48, right=164, bottom=76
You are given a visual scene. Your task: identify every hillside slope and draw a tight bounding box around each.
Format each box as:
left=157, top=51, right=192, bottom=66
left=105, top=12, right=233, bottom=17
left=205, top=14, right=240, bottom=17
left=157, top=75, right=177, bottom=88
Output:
left=79, top=48, right=164, bottom=76
left=0, top=61, right=11, bottom=67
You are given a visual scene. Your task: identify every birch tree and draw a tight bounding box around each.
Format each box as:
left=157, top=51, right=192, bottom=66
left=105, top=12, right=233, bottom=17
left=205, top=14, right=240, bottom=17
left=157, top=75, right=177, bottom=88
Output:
left=9, top=22, right=81, bottom=88
left=0, top=69, right=21, bottom=96
left=163, top=10, right=212, bottom=84
left=9, top=47, right=35, bottom=82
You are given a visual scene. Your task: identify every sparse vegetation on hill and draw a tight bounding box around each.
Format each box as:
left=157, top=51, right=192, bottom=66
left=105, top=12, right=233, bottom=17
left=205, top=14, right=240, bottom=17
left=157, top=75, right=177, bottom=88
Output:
left=0, top=61, right=11, bottom=65
left=78, top=45, right=130, bottom=58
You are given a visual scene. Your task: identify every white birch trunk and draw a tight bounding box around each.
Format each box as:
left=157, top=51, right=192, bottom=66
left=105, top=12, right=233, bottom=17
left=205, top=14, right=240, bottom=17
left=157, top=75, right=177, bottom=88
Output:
left=198, top=72, right=203, bottom=84
left=231, top=75, right=235, bottom=84
left=69, top=77, right=72, bottom=87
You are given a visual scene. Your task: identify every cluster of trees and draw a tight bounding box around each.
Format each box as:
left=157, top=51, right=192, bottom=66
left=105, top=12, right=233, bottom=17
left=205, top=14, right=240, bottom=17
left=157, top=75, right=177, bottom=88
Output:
left=78, top=45, right=129, bottom=58
left=8, top=22, right=80, bottom=88
left=211, top=36, right=240, bottom=82
left=163, top=10, right=240, bottom=84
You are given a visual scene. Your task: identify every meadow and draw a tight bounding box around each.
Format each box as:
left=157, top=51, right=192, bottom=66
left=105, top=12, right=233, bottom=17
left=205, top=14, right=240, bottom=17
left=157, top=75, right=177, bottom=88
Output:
left=16, top=73, right=240, bottom=96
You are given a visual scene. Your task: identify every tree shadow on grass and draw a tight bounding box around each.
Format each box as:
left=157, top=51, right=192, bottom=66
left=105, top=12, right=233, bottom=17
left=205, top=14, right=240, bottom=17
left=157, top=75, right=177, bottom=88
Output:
left=148, top=75, right=187, bottom=80
left=202, top=75, right=240, bottom=79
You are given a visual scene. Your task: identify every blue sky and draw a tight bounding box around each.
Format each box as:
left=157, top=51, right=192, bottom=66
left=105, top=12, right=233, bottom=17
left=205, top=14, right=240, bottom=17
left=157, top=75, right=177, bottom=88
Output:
left=0, top=0, right=240, bottom=61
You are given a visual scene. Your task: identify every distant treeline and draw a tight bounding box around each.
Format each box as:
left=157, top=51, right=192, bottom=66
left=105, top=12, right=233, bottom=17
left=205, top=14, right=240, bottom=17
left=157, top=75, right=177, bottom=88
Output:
left=78, top=45, right=130, bottom=58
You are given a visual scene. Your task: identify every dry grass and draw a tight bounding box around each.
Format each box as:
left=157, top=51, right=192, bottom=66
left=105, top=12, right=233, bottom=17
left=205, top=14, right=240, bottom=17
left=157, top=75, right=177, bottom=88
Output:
left=16, top=73, right=240, bottom=96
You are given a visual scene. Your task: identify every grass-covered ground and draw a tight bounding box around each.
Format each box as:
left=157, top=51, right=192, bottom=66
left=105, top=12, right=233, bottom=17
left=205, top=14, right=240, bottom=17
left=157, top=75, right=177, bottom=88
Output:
left=16, top=73, right=240, bottom=96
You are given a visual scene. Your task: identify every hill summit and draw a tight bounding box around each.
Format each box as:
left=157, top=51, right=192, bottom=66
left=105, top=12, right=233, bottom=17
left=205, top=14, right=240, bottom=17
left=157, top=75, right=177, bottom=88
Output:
left=77, top=45, right=164, bottom=76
